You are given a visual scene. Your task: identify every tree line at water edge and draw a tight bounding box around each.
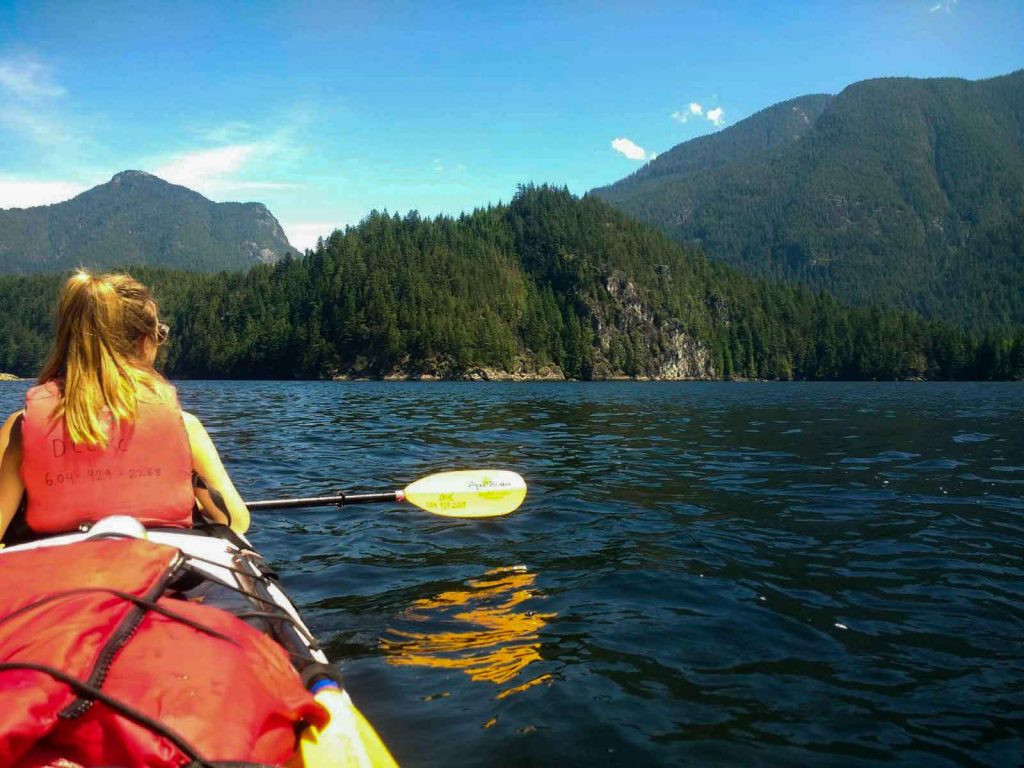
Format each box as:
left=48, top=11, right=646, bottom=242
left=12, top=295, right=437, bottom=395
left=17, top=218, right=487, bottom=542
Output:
left=0, top=187, right=1021, bottom=381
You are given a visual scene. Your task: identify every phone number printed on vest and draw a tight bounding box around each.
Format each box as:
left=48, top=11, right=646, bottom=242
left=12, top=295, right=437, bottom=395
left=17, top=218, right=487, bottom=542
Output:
left=46, top=467, right=164, bottom=486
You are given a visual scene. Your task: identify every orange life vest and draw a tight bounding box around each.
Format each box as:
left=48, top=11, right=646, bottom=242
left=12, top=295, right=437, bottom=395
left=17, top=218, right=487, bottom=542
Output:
left=20, top=380, right=194, bottom=533
left=0, top=539, right=327, bottom=766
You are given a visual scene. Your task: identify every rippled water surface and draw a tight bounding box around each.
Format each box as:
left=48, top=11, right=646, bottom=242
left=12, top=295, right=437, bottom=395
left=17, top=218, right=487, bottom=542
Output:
left=2, top=381, right=1022, bottom=766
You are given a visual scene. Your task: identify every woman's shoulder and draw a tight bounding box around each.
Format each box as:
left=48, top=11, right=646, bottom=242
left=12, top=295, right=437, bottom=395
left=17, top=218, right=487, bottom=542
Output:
left=180, top=412, right=217, bottom=455
left=2, top=410, right=24, bottom=429
left=1, top=410, right=24, bottom=446
left=179, top=411, right=208, bottom=435
left=25, top=380, right=59, bottom=401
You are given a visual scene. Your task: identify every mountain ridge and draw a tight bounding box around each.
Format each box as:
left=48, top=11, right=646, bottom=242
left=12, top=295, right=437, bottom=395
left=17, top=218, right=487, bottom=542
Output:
left=593, top=70, right=1024, bottom=332
left=0, top=171, right=294, bottom=273
left=616, top=93, right=834, bottom=187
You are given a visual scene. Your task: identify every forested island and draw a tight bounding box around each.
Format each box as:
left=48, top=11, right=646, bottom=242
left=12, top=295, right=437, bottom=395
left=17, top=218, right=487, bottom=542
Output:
left=1, top=187, right=1021, bottom=381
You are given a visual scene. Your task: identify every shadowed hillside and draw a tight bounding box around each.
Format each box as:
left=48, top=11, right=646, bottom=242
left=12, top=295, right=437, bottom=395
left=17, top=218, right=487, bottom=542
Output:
left=594, top=71, right=1024, bottom=333
left=0, top=171, right=294, bottom=273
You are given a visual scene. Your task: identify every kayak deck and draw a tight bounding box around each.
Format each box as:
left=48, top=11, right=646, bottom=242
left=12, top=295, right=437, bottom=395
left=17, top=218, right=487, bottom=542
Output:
left=0, top=518, right=397, bottom=767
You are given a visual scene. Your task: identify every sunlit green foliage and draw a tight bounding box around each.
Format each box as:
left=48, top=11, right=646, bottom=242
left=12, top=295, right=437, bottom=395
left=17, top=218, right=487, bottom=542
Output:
left=1, top=187, right=1021, bottom=380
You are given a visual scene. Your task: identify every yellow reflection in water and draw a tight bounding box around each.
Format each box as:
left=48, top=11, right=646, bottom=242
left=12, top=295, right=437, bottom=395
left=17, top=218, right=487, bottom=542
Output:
left=382, top=566, right=555, bottom=697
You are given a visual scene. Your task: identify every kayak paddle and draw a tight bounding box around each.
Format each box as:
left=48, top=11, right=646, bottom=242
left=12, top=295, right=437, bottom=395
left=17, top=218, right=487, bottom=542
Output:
left=245, top=469, right=526, bottom=518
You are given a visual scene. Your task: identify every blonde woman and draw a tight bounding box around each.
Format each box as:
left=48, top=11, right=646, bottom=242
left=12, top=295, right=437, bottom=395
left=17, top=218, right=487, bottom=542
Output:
left=0, top=271, right=249, bottom=541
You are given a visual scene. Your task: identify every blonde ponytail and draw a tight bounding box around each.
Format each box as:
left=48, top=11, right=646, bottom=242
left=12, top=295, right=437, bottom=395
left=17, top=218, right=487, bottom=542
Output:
left=38, top=271, right=167, bottom=447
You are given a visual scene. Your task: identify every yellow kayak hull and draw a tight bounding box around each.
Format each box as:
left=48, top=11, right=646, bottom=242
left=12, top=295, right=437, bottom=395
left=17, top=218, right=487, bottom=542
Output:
left=296, top=686, right=398, bottom=767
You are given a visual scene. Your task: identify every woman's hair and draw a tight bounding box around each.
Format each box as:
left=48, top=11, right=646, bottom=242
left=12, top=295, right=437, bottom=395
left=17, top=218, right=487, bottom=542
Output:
left=38, top=271, right=167, bottom=447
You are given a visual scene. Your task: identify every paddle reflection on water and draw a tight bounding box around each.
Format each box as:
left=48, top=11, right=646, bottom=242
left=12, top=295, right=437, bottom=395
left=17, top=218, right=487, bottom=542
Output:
left=382, top=566, right=555, bottom=699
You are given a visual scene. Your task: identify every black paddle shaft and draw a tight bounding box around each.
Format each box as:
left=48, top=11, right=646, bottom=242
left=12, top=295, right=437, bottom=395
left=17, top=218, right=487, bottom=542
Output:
left=246, top=491, right=400, bottom=511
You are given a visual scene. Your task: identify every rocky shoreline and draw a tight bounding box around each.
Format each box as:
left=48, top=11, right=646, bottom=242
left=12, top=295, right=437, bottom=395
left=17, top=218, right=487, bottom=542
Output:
left=0, top=373, right=22, bottom=381
left=332, top=364, right=717, bottom=382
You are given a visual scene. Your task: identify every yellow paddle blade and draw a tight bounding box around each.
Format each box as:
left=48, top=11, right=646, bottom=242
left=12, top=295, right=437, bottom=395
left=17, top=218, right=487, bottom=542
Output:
left=402, top=470, right=526, bottom=518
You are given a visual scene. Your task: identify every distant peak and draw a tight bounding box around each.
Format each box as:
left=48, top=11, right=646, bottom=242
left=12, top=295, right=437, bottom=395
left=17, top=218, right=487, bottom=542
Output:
left=110, top=170, right=157, bottom=182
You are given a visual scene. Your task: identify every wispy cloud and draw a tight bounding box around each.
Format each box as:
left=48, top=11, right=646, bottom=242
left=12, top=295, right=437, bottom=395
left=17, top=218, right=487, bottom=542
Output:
left=1, top=105, right=75, bottom=146
left=611, top=137, right=647, bottom=161
left=220, top=180, right=299, bottom=191
left=154, top=143, right=259, bottom=190
left=0, top=58, right=65, bottom=101
left=0, top=54, right=311, bottom=209
left=150, top=138, right=300, bottom=197
left=928, top=0, right=957, bottom=13
left=671, top=102, right=704, bottom=123
left=432, top=158, right=444, bottom=173
left=146, top=109, right=312, bottom=199
left=671, top=100, right=726, bottom=129
left=0, top=54, right=83, bottom=153
left=0, top=176, right=87, bottom=209
left=193, top=120, right=256, bottom=145
left=0, top=55, right=105, bottom=208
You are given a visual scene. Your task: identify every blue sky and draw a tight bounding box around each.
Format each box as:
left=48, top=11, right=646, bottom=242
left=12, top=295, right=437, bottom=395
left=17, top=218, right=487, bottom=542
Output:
left=1, top=0, right=1021, bottom=250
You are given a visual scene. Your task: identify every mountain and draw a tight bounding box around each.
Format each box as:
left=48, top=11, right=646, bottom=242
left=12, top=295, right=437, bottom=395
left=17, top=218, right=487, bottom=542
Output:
left=0, top=171, right=294, bottom=273
left=616, top=93, right=834, bottom=187
left=593, top=71, right=1024, bottom=333
left=2, top=186, right=1020, bottom=381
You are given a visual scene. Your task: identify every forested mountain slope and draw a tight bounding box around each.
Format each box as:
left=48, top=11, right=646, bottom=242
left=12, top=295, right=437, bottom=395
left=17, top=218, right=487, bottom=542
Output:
left=1, top=187, right=1020, bottom=381
left=0, top=171, right=294, bottom=273
left=593, top=71, right=1024, bottom=332
left=616, top=94, right=834, bottom=187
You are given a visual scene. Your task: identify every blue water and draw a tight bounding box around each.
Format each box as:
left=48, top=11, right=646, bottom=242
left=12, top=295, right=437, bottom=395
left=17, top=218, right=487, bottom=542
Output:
left=2, top=381, right=1021, bottom=766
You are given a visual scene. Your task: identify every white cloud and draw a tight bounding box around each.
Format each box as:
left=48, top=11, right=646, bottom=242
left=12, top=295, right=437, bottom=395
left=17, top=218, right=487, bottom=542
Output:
left=611, top=137, right=646, bottom=161
left=929, top=0, right=957, bottom=12
left=672, top=100, right=726, bottom=128
left=282, top=221, right=345, bottom=252
left=671, top=102, right=705, bottom=123
left=154, top=144, right=258, bottom=190
left=0, top=177, right=87, bottom=209
left=149, top=142, right=300, bottom=197
left=0, top=58, right=65, bottom=101
left=432, top=158, right=444, bottom=173
left=143, top=111, right=310, bottom=200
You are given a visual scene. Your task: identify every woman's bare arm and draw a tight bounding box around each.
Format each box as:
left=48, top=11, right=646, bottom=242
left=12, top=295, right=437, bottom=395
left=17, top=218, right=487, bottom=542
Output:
left=0, top=411, right=25, bottom=543
left=182, top=411, right=250, bottom=534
